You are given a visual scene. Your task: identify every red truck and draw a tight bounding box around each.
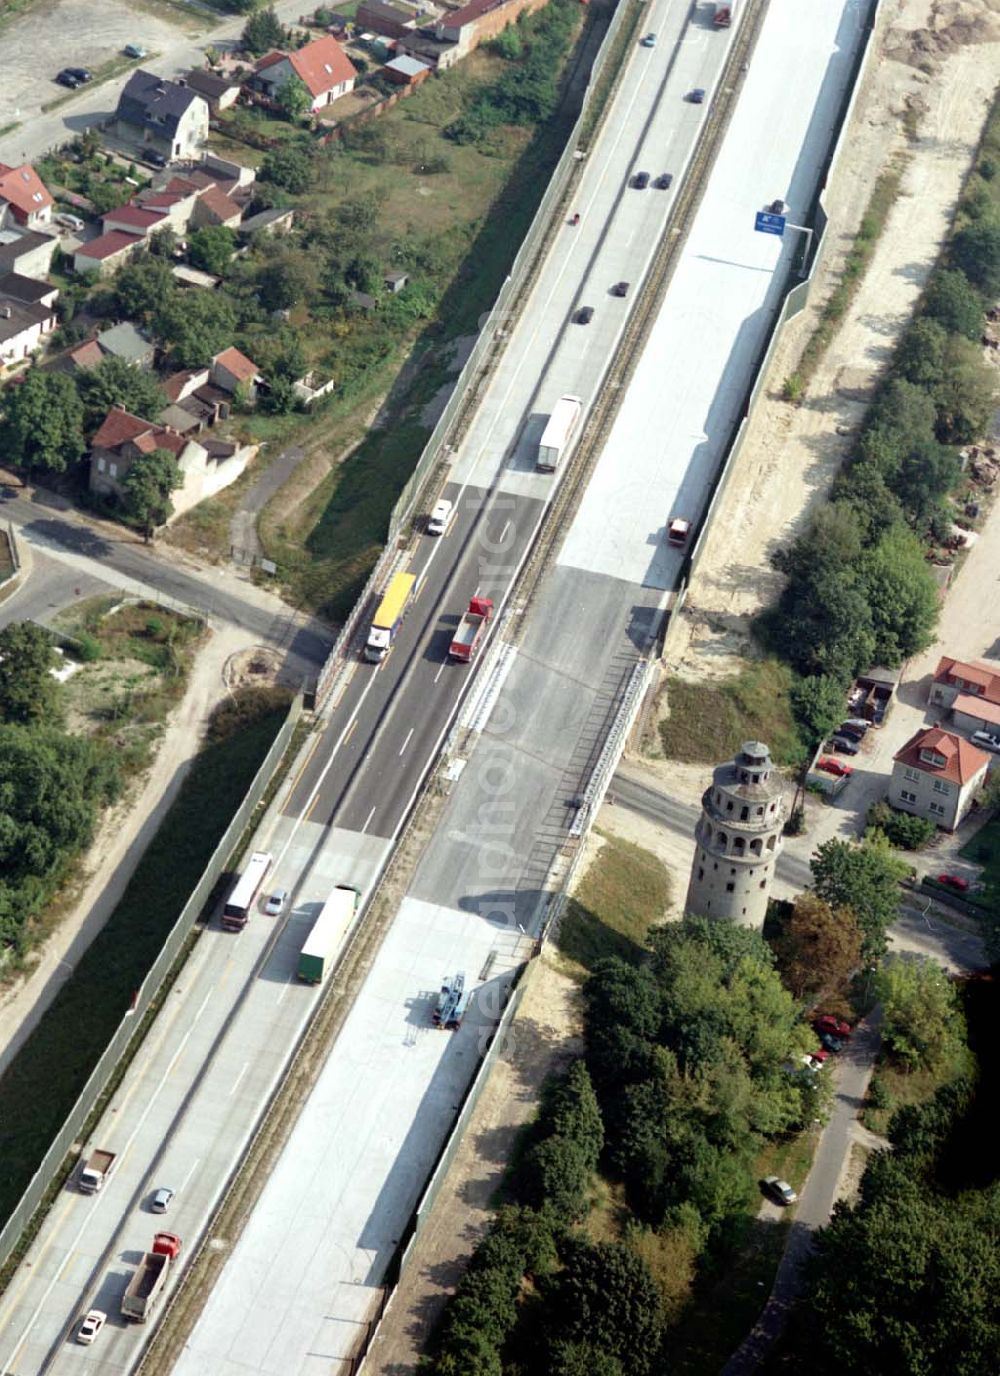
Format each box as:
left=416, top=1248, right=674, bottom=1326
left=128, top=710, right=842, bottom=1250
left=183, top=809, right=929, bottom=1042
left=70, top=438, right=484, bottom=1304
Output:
left=449, top=597, right=493, bottom=662
left=121, top=1232, right=182, bottom=1322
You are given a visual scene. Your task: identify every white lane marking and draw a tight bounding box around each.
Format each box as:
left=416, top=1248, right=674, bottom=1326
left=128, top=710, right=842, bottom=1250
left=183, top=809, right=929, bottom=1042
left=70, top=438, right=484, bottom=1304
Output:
left=398, top=728, right=415, bottom=757
left=434, top=662, right=447, bottom=683
left=362, top=806, right=377, bottom=834
left=178, top=1158, right=201, bottom=1193
left=227, top=1062, right=250, bottom=1099
left=276, top=974, right=296, bottom=1006
left=0, top=988, right=215, bottom=1371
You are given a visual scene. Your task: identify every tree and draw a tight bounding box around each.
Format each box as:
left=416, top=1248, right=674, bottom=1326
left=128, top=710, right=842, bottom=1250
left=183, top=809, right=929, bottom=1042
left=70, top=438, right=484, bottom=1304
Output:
left=154, top=289, right=237, bottom=368
left=951, top=218, right=1000, bottom=296
left=858, top=526, right=938, bottom=664
left=77, top=355, right=165, bottom=431
left=241, top=3, right=285, bottom=56
left=773, top=892, right=863, bottom=1002
left=149, top=225, right=179, bottom=259
left=922, top=267, right=984, bottom=340
left=256, top=253, right=313, bottom=311
left=187, top=225, right=236, bottom=276
left=0, top=623, right=61, bottom=726
left=112, top=255, right=177, bottom=320
left=875, top=958, right=968, bottom=1073
left=0, top=368, right=85, bottom=476
left=790, top=672, right=849, bottom=745
left=277, top=73, right=311, bottom=120
left=886, top=437, right=960, bottom=526
left=121, top=448, right=182, bottom=541
left=547, top=1060, right=604, bottom=1169
left=810, top=837, right=907, bottom=962
left=932, top=333, right=996, bottom=443
left=866, top=802, right=936, bottom=851
left=520, top=1135, right=591, bottom=1221
left=545, top=1240, right=665, bottom=1375
left=896, top=317, right=949, bottom=388
left=260, top=141, right=314, bottom=194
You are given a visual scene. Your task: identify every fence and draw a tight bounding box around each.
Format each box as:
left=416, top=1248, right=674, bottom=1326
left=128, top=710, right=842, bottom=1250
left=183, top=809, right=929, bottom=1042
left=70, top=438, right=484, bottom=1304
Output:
left=313, top=0, right=635, bottom=709
left=0, top=694, right=303, bottom=1275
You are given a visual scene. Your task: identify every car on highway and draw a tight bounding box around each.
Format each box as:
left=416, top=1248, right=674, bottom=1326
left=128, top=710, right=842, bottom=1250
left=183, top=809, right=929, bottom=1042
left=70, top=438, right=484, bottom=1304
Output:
left=972, top=729, right=1000, bottom=753
left=814, top=1015, right=850, bottom=1039
left=762, top=1176, right=797, bottom=1206
left=124, top=43, right=148, bottom=58
left=937, top=873, right=970, bottom=893
left=611, top=281, right=629, bottom=297
left=77, top=1309, right=106, bottom=1345
left=828, top=735, right=859, bottom=756
left=264, top=888, right=288, bottom=915
left=817, top=756, right=852, bottom=778
left=641, top=32, right=657, bottom=46
left=150, top=1186, right=174, bottom=1213
left=687, top=88, right=706, bottom=103
left=654, top=172, right=673, bottom=189
left=632, top=171, right=650, bottom=189
left=427, top=498, right=453, bottom=535
left=575, top=306, right=594, bottom=325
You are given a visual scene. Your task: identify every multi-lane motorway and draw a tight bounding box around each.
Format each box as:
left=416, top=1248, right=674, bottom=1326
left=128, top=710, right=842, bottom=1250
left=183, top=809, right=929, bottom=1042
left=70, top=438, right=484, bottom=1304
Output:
left=0, top=0, right=870, bottom=1371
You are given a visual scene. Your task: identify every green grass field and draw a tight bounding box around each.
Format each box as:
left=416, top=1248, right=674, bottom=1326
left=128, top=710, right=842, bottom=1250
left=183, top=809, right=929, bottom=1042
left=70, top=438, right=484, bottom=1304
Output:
left=658, top=661, right=806, bottom=767
left=558, top=831, right=672, bottom=973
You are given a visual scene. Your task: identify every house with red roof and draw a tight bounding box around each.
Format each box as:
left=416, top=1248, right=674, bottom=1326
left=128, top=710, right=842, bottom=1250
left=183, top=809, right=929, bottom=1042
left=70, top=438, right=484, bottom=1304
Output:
left=89, top=404, right=257, bottom=522
left=210, top=346, right=261, bottom=401
left=101, top=205, right=168, bottom=239
left=929, top=656, right=1000, bottom=710
left=0, top=162, right=54, bottom=230
left=72, top=230, right=143, bottom=279
left=890, top=726, right=990, bottom=831
left=251, top=36, right=356, bottom=112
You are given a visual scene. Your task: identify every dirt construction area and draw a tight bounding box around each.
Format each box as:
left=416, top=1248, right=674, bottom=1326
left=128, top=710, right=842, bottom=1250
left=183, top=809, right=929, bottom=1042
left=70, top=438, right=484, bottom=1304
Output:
left=670, top=0, right=1000, bottom=682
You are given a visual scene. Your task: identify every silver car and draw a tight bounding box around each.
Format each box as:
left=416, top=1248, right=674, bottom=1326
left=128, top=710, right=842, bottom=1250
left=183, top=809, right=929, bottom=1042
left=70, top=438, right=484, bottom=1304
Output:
left=151, top=1186, right=174, bottom=1213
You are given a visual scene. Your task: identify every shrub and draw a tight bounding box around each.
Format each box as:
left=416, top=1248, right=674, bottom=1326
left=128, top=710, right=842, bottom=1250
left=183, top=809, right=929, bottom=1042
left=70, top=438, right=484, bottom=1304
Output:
left=866, top=802, right=936, bottom=851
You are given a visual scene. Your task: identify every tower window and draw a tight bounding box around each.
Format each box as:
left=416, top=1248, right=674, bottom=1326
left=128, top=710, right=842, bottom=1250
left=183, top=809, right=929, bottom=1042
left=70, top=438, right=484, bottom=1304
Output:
left=730, top=867, right=736, bottom=875
left=740, top=806, right=749, bottom=821
left=726, top=882, right=735, bottom=892
left=698, top=868, right=704, bottom=880
left=760, top=880, right=766, bottom=888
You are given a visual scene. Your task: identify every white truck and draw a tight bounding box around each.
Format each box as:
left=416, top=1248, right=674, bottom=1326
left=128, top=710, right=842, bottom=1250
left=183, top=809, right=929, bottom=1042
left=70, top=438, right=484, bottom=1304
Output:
left=536, top=395, right=583, bottom=471
left=79, top=1148, right=117, bottom=1194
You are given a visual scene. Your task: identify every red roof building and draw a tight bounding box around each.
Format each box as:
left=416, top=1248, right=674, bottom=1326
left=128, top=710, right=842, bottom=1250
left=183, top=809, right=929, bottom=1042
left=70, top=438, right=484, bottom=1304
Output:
left=252, top=36, right=356, bottom=111
left=929, top=656, right=1000, bottom=709
left=0, top=162, right=54, bottom=228
left=72, top=231, right=143, bottom=278
left=101, top=205, right=167, bottom=236
left=890, top=726, right=990, bottom=831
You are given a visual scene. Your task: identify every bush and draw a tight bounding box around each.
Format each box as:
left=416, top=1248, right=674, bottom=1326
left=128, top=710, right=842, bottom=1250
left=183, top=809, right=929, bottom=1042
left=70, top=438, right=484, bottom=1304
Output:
left=75, top=631, right=102, bottom=663
left=866, top=802, right=936, bottom=851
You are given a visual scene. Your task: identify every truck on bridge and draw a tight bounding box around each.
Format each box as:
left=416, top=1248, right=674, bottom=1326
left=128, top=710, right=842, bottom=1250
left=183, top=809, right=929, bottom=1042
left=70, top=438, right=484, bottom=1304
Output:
left=713, top=0, right=735, bottom=26
left=536, top=394, right=582, bottom=471
left=121, top=1232, right=182, bottom=1323
left=78, top=1148, right=117, bottom=1194
left=365, top=571, right=417, bottom=663
left=432, top=973, right=468, bottom=1030
left=449, top=597, right=493, bottom=662
left=297, top=885, right=360, bottom=984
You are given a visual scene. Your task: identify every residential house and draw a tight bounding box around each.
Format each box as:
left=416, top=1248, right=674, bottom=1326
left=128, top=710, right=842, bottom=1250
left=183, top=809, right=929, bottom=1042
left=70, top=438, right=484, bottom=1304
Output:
left=0, top=162, right=54, bottom=230
left=210, top=346, right=261, bottom=401
left=238, top=207, right=295, bottom=239
left=383, top=55, right=431, bottom=87
left=0, top=228, right=58, bottom=279
left=0, top=272, right=58, bottom=310
left=89, top=404, right=256, bottom=520
left=251, top=36, right=356, bottom=112
left=393, top=29, right=459, bottom=71
left=95, top=321, right=156, bottom=369
left=356, top=0, right=413, bottom=39
left=890, top=727, right=990, bottom=832
left=0, top=278, right=58, bottom=370
left=73, top=230, right=143, bottom=279
left=101, top=205, right=168, bottom=240
left=158, top=366, right=231, bottom=433
left=182, top=68, right=242, bottom=112
left=435, top=0, right=546, bottom=56
left=928, top=656, right=1000, bottom=711
left=114, top=70, right=210, bottom=163
left=66, top=338, right=109, bottom=372
left=190, top=185, right=243, bottom=231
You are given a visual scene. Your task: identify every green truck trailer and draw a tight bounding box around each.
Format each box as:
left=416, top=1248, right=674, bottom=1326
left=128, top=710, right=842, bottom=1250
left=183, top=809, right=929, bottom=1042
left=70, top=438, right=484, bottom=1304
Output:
left=297, top=885, right=360, bottom=984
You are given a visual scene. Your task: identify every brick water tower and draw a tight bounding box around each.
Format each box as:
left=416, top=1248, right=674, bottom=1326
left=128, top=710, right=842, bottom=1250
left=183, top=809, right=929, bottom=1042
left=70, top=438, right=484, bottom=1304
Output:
left=685, top=740, right=785, bottom=929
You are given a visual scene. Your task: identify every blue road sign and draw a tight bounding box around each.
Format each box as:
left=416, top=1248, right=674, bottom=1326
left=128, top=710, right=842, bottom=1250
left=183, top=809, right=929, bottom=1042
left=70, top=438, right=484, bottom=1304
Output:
left=755, top=210, right=786, bottom=236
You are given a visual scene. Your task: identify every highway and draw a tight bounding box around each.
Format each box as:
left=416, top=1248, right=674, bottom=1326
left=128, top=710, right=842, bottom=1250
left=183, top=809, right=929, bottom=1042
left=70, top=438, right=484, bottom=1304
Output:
left=0, top=0, right=871, bottom=1371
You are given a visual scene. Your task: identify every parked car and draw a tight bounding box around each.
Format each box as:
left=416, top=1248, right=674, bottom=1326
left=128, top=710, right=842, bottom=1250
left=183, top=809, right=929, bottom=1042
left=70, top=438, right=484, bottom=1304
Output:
left=654, top=172, right=673, bottom=189
left=575, top=306, right=594, bottom=324
left=55, top=70, right=81, bottom=88
left=762, top=1176, right=797, bottom=1206
left=65, top=67, right=93, bottom=83
left=640, top=32, right=657, bottom=46
left=836, top=720, right=868, bottom=741
left=150, top=1186, right=174, bottom=1214
left=829, top=735, right=859, bottom=756
left=800, top=1054, right=824, bottom=1073
left=264, top=888, right=288, bottom=916
left=124, top=43, right=148, bottom=58
left=972, top=730, right=1000, bottom=753
left=633, top=171, right=650, bottom=189
left=687, top=88, right=706, bottom=103
left=810, top=1047, right=830, bottom=1063
left=56, top=213, right=85, bottom=232
left=820, top=1033, right=846, bottom=1053
left=817, top=757, right=853, bottom=778
left=146, top=150, right=168, bottom=169
left=937, top=873, right=970, bottom=893
left=611, top=281, right=629, bottom=297
left=814, top=1015, right=850, bottom=1039
left=427, top=498, right=453, bottom=535
left=77, top=1310, right=106, bottom=1345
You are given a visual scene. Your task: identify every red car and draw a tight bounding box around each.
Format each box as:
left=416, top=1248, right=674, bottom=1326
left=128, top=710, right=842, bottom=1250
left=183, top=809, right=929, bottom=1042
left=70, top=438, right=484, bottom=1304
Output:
left=814, top=1016, right=850, bottom=1040
left=817, top=757, right=853, bottom=778
left=937, top=873, right=969, bottom=892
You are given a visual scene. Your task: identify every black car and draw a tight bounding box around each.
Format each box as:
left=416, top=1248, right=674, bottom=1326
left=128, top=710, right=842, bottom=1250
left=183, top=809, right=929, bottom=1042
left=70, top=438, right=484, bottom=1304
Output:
left=611, top=281, right=629, bottom=297
left=687, top=88, right=706, bottom=104
left=829, top=735, right=860, bottom=756
left=654, top=173, right=673, bottom=190
left=55, top=70, right=81, bottom=88
left=146, top=150, right=168, bottom=168
left=65, top=67, right=93, bottom=83
left=575, top=306, right=594, bottom=325
left=633, top=171, right=650, bottom=190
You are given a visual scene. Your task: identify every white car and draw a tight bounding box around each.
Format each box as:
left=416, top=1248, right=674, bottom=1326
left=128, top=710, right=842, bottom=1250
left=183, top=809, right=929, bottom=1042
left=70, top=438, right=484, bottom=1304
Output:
left=151, top=1185, right=174, bottom=1213
left=264, top=888, right=288, bottom=916
left=56, top=213, right=85, bottom=232
left=427, top=499, right=453, bottom=536
left=77, top=1310, right=106, bottom=1345
left=972, top=730, right=1000, bottom=754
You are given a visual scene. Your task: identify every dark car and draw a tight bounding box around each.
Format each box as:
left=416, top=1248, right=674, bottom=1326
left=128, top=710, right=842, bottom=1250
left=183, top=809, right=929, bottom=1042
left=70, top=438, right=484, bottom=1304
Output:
left=687, top=88, right=706, bottom=104
left=65, top=67, right=93, bottom=82
left=55, top=70, right=81, bottom=88
left=611, top=281, right=629, bottom=297
left=820, top=1033, right=846, bottom=1053
left=829, top=735, right=859, bottom=756
left=654, top=172, right=673, bottom=189
left=147, top=150, right=168, bottom=168
left=575, top=306, right=594, bottom=325
left=633, top=171, right=650, bottom=189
